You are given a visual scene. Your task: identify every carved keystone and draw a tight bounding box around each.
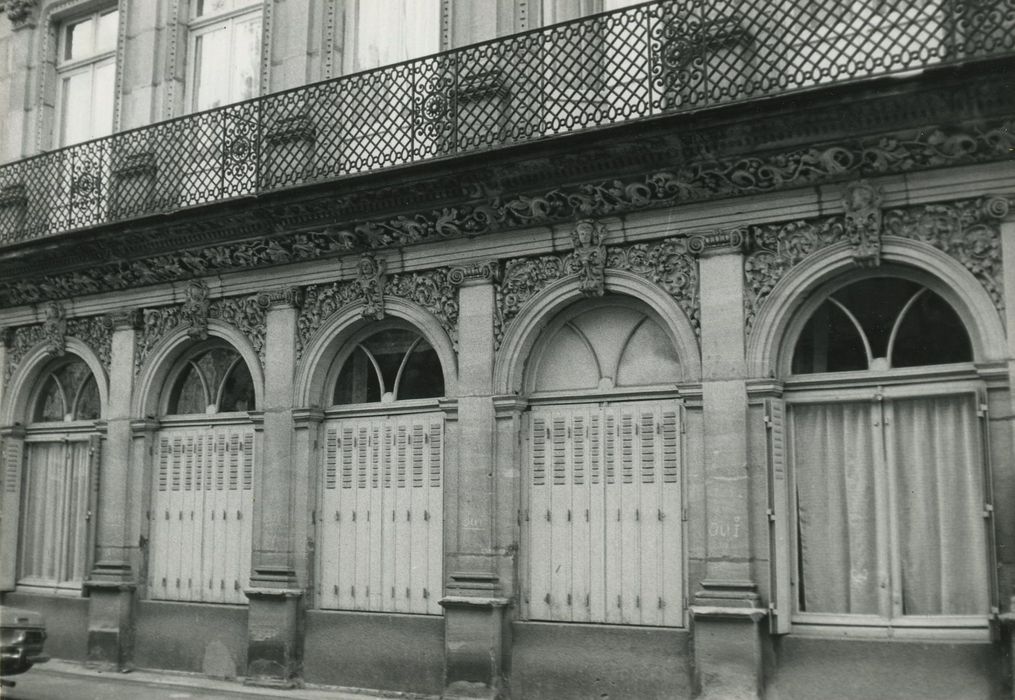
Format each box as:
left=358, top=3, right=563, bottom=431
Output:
left=569, top=219, right=607, bottom=297
left=42, top=301, right=67, bottom=356
left=356, top=253, right=387, bottom=320
left=842, top=180, right=883, bottom=268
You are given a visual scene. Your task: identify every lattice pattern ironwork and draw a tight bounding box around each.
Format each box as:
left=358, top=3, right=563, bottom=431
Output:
left=0, top=0, right=1011, bottom=246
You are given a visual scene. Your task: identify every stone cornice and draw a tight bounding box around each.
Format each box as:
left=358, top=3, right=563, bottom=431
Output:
left=0, top=69, right=1012, bottom=308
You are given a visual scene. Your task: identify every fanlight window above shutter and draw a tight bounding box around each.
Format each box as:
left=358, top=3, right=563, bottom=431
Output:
left=333, top=328, right=444, bottom=405
left=167, top=345, right=255, bottom=415
left=33, top=359, right=101, bottom=422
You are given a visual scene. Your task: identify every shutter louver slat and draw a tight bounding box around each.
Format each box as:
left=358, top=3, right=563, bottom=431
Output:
left=325, top=429, right=339, bottom=490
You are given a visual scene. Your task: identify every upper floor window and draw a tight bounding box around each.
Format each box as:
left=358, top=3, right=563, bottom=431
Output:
left=186, top=0, right=262, bottom=112
left=539, top=0, right=642, bottom=25
left=166, top=344, right=255, bottom=415
left=343, top=0, right=440, bottom=73
left=56, top=8, right=118, bottom=146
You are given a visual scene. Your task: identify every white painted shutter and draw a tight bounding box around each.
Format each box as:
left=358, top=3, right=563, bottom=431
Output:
left=765, top=398, right=792, bottom=634
left=0, top=436, right=24, bottom=590
left=976, top=389, right=1000, bottom=617
left=320, top=412, right=443, bottom=615
left=151, top=426, right=253, bottom=604
left=524, top=400, right=682, bottom=627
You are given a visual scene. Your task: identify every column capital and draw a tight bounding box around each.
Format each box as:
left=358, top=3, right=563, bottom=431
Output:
left=105, top=308, right=143, bottom=332
left=0, top=423, right=26, bottom=439
left=292, top=407, right=325, bottom=428
left=256, top=286, right=304, bottom=311
left=688, top=228, right=747, bottom=257
left=129, top=418, right=160, bottom=436
left=449, top=259, right=500, bottom=287
left=492, top=394, right=527, bottom=417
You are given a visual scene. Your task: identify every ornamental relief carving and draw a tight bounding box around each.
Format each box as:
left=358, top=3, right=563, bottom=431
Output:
left=0, top=118, right=1011, bottom=309
left=4, top=314, right=112, bottom=382
left=494, top=236, right=699, bottom=349
left=295, top=268, right=459, bottom=361
left=135, top=294, right=267, bottom=374
left=744, top=195, right=1009, bottom=333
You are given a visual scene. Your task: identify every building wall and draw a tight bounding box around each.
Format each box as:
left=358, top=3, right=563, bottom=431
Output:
left=0, top=2, right=1013, bottom=699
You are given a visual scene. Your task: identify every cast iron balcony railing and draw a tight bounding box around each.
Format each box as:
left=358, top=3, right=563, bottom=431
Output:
left=0, top=0, right=1011, bottom=246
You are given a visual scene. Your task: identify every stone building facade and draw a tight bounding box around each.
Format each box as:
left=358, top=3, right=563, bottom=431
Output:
left=0, top=1, right=1013, bottom=698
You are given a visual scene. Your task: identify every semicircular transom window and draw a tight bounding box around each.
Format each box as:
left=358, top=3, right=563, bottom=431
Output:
left=167, top=345, right=255, bottom=415
left=791, top=277, right=972, bottom=374
left=32, top=358, right=101, bottom=422
left=333, top=328, right=445, bottom=405
left=531, top=304, right=681, bottom=393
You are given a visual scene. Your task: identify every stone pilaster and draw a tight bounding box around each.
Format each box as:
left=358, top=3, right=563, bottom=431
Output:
left=245, top=287, right=303, bottom=686
left=441, top=260, right=509, bottom=700
left=688, top=230, right=765, bottom=699
left=85, top=308, right=142, bottom=670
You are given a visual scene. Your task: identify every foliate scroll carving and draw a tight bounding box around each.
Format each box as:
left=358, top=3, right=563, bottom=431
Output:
left=4, top=314, right=111, bottom=381
left=181, top=280, right=211, bottom=339
left=134, top=294, right=268, bottom=373
left=356, top=253, right=387, bottom=320
left=449, top=260, right=500, bottom=286
left=42, top=301, right=67, bottom=356
left=295, top=268, right=459, bottom=361
left=1, top=0, right=37, bottom=25
left=843, top=180, right=883, bottom=267
left=569, top=220, right=608, bottom=297
left=493, top=237, right=700, bottom=348
left=743, top=196, right=1009, bottom=333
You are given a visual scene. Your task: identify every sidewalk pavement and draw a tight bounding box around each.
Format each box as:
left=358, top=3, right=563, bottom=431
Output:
left=31, top=660, right=438, bottom=700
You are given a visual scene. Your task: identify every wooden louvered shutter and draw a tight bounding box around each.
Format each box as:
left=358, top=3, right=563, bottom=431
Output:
left=765, top=398, right=792, bottom=634
left=977, top=389, right=1000, bottom=620
left=0, top=436, right=24, bottom=590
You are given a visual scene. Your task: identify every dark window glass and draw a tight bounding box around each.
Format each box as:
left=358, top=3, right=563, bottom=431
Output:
left=32, top=359, right=99, bottom=422
left=167, top=346, right=255, bottom=415
left=792, top=278, right=972, bottom=374
left=333, top=328, right=444, bottom=405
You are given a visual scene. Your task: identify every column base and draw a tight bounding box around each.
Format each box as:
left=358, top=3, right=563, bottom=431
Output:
left=439, top=595, right=510, bottom=700
left=691, top=581, right=766, bottom=700
left=244, top=588, right=303, bottom=685
left=84, top=578, right=135, bottom=671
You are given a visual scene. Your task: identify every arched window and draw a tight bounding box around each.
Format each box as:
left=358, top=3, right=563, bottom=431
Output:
left=521, top=298, right=683, bottom=628
left=332, top=328, right=444, bottom=405
left=166, top=344, right=255, bottom=415
left=148, top=341, right=256, bottom=605
left=776, top=274, right=991, bottom=634
left=318, top=323, right=446, bottom=615
left=17, top=357, right=101, bottom=592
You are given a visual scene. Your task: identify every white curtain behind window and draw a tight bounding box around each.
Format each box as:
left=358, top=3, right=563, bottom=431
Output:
left=793, top=401, right=880, bottom=615
left=349, top=0, right=440, bottom=73
left=891, top=395, right=989, bottom=615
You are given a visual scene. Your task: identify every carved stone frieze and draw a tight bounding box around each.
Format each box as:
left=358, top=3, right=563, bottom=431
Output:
left=842, top=180, right=884, bottom=267
left=134, top=294, right=267, bottom=373
left=743, top=195, right=1010, bottom=333
left=356, top=253, right=387, bottom=320
left=295, top=268, right=459, bottom=361
left=494, top=237, right=699, bottom=348
left=570, top=220, right=608, bottom=297
left=1, top=115, right=1011, bottom=309
left=4, top=314, right=111, bottom=382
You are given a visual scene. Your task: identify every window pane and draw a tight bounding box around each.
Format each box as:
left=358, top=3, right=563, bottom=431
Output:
left=891, top=291, right=972, bottom=368
left=74, top=375, right=101, bottom=420
left=534, top=325, right=598, bottom=392
left=233, top=15, right=262, bottom=101
left=64, top=17, right=95, bottom=61
left=96, top=10, right=119, bottom=53
left=60, top=71, right=94, bottom=146
left=349, top=0, right=439, bottom=72
left=615, top=317, right=681, bottom=386
left=792, top=300, right=867, bottom=373
left=333, top=348, right=380, bottom=404
left=891, top=395, right=989, bottom=615
left=92, top=60, right=116, bottom=138
left=395, top=340, right=444, bottom=400
left=835, top=278, right=921, bottom=360
left=193, top=27, right=231, bottom=110
left=34, top=376, right=67, bottom=422
left=333, top=329, right=444, bottom=404
left=170, top=362, right=209, bottom=414
left=219, top=359, right=255, bottom=411
left=792, top=401, right=880, bottom=615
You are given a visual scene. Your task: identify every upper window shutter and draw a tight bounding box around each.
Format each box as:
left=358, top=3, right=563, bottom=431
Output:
left=84, top=435, right=102, bottom=582
left=765, top=398, right=792, bottom=634
left=977, top=389, right=1001, bottom=623
left=0, top=436, right=24, bottom=591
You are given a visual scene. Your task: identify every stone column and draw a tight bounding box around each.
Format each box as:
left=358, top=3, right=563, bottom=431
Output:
left=439, top=260, right=510, bottom=700
left=245, top=287, right=303, bottom=686
left=85, top=309, right=143, bottom=669
left=688, top=231, right=765, bottom=699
